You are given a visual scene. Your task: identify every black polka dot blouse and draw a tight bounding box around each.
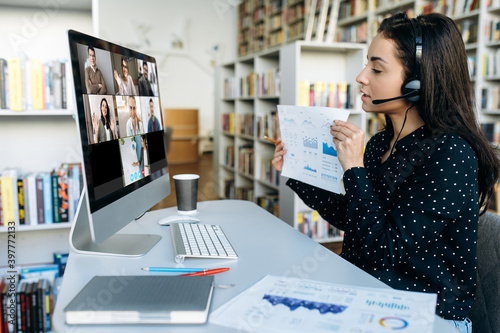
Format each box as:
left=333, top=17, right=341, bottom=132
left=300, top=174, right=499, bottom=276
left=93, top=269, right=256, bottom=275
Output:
left=287, top=126, right=478, bottom=320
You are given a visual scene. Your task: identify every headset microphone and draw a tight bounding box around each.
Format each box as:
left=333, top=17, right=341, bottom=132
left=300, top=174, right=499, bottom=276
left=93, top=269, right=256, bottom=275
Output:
left=371, top=85, right=420, bottom=104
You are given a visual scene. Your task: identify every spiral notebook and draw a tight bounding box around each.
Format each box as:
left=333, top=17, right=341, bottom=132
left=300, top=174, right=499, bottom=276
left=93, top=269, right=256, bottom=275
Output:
left=64, top=275, right=214, bottom=325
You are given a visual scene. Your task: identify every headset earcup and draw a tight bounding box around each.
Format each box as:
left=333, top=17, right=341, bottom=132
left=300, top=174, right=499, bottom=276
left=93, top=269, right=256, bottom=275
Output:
left=401, top=79, right=420, bottom=102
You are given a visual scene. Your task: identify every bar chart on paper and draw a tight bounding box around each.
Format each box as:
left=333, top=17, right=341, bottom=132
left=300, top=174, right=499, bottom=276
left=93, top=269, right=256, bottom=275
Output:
left=209, top=275, right=438, bottom=333
left=277, top=105, right=349, bottom=193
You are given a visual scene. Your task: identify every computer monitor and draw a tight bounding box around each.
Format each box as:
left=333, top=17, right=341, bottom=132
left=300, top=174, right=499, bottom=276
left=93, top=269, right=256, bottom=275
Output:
left=67, top=29, right=170, bottom=256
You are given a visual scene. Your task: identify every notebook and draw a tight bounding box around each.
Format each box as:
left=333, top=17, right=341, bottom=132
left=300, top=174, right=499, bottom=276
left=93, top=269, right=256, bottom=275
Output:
left=64, top=275, right=214, bottom=325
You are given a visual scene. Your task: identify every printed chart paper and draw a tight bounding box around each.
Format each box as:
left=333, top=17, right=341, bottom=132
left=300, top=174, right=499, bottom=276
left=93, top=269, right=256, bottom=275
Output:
left=277, top=105, right=350, bottom=193
left=209, top=275, right=437, bottom=333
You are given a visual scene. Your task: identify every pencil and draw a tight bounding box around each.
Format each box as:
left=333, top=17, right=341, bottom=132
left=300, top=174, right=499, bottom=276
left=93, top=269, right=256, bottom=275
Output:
left=264, top=136, right=279, bottom=145
left=142, top=267, right=205, bottom=273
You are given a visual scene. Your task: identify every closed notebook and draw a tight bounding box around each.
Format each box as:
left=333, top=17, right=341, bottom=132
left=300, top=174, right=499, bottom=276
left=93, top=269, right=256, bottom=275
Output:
left=64, top=275, right=214, bottom=325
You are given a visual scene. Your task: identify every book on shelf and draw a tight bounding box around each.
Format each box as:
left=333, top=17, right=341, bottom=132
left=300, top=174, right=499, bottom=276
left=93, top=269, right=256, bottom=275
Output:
left=297, top=209, right=344, bottom=241
left=299, top=80, right=357, bottom=109
left=257, top=192, right=279, bottom=216
left=223, top=76, right=237, bottom=99
left=236, top=113, right=255, bottom=136
left=235, top=186, right=254, bottom=201
left=238, top=144, right=255, bottom=176
left=1, top=168, right=20, bottom=225
left=0, top=57, right=71, bottom=112
left=240, top=71, right=258, bottom=98
left=223, top=178, right=235, bottom=199
left=260, top=155, right=280, bottom=186
left=1, top=254, right=70, bottom=333
left=256, top=110, right=280, bottom=141
left=0, top=163, right=81, bottom=227
left=259, top=68, right=280, bottom=97
left=221, top=112, right=235, bottom=134
left=481, top=121, right=500, bottom=146
left=224, top=145, right=235, bottom=168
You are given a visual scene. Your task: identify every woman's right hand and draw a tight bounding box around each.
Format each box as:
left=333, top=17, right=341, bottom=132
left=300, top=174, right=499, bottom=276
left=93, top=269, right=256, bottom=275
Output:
left=271, top=138, right=286, bottom=172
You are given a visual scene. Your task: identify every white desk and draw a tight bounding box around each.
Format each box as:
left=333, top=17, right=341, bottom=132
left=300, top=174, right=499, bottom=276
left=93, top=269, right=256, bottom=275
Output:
left=52, top=200, right=456, bottom=332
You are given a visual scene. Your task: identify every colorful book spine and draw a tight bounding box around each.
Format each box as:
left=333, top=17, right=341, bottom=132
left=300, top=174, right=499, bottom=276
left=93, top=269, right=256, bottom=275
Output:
left=17, top=178, right=25, bottom=225
left=0, top=175, right=14, bottom=224
left=51, top=170, right=60, bottom=223
left=42, top=173, right=53, bottom=224
left=31, top=59, right=44, bottom=110
left=7, top=58, right=23, bottom=111
left=35, top=175, right=44, bottom=224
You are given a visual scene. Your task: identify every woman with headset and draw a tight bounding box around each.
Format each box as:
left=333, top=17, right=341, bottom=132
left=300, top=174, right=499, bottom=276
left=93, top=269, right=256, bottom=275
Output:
left=272, top=13, right=499, bottom=333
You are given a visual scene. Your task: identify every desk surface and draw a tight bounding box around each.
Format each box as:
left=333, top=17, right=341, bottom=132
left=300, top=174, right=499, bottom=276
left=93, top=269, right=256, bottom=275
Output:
left=52, top=200, right=456, bottom=332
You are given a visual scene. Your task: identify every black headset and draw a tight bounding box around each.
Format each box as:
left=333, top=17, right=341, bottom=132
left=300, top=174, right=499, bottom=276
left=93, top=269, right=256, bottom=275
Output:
left=372, top=18, right=422, bottom=105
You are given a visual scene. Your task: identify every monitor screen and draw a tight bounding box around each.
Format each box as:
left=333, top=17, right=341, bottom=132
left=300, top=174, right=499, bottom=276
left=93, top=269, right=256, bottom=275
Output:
left=68, top=29, right=170, bottom=256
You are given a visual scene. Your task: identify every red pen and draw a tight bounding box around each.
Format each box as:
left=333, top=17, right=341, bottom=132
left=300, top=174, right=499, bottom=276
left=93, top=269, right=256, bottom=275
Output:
left=180, top=268, right=230, bottom=276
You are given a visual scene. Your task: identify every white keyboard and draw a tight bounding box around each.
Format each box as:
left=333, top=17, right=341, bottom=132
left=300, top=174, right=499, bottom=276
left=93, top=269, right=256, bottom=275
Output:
left=170, top=223, right=238, bottom=263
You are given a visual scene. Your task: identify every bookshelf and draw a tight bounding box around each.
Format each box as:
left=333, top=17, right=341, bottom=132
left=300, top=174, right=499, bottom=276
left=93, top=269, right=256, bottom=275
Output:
left=0, top=5, right=92, bottom=265
left=238, top=0, right=344, bottom=57
left=227, top=0, right=500, bottom=241
left=215, top=41, right=366, bottom=243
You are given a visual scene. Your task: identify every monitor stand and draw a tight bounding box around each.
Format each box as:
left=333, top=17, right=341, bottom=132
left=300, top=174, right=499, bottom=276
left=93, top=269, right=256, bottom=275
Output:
left=69, top=191, right=161, bottom=257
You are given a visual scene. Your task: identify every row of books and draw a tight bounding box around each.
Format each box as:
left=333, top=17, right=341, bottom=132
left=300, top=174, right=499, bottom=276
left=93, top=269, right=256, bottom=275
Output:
left=336, top=21, right=367, bottom=43
left=485, top=18, right=500, bottom=43
left=235, top=186, right=254, bottom=201
left=482, top=51, right=500, bottom=78
left=456, top=19, right=478, bottom=45
left=338, top=0, right=368, bottom=21
left=0, top=164, right=81, bottom=227
left=0, top=58, right=72, bottom=111
left=297, top=210, right=344, bottom=241
left=222, top=111, right=280, bottom=141
left=421, top=0, right=479, bottom=17
left=256, top=111, right=280, bottom=142
left=224, top=145, right=235, bottom=169
left=257, top=193, right=279, bottom=217
left=221, top=112, right=235, bottom=134
left=223, top=68, right=281, bottom=100
left=481, top=121, right=500, bottom=146
left=366, top=113, right=386, bottom=138
left=481, top=87, right=500, bottom=111
left=298, top=80, right=357, bottom=109
left=236, top=113, right=255, bottom=136
left=286, top=19, right=305, bottom=41
left=223, top=179, right=255, bottom=200
left=0, top=253, right=68, bottom=333
left=239, top=145, right=255, bottom=176
left=260, top=156, right=280, bottom=187
left=239, top=71, right=259, bottom=98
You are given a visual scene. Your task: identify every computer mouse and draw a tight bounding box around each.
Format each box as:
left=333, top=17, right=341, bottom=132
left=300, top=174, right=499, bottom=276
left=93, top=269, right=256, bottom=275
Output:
left=158, top=214, right=201, bottom=226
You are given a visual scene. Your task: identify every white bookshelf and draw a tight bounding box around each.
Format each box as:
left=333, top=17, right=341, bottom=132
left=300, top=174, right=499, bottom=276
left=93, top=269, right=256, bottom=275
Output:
left=0, top=4, right=92, bottom=265
left=215, top=41, right=366, bottom=244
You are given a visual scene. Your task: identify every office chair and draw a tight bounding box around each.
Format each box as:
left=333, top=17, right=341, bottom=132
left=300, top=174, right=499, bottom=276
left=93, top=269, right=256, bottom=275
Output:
left=469, top=211, right=500, bottom=333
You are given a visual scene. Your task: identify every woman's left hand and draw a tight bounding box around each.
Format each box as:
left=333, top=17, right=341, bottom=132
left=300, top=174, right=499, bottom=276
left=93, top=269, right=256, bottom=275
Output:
left=331, top=120, right=365, bottom=171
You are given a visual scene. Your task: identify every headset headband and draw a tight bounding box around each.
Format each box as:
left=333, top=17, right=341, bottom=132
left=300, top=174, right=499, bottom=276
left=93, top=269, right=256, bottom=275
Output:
left=410, top=18, right=422, bottom=81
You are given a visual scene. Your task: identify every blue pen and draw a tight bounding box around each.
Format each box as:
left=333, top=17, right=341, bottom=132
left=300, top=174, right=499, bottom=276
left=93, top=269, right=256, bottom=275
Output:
left=141, top=267, right=205, bottom=273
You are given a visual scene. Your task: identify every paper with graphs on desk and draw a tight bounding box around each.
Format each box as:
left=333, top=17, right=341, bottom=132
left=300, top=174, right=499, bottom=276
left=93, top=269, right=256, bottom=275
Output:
left=209, top=275, right=437, bottom=333
left=276, top=105, right=350, bottom=194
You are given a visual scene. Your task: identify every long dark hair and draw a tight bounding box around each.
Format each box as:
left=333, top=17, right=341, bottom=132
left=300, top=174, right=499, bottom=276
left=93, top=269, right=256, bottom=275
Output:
left=379, top=12, right=500, bottom=211
left=100, top=98, right=111, bottom=130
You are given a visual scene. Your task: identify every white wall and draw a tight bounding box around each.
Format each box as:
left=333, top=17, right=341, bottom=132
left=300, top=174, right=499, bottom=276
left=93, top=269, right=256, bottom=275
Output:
left=95, top=0, right=238, bottom=152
